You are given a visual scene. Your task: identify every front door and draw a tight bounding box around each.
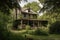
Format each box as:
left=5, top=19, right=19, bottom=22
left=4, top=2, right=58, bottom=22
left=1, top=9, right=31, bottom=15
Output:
left=29, top=21, right=33, bottom=27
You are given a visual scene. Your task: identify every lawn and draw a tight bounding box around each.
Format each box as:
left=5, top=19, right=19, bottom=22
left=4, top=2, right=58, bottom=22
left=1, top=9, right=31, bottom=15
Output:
left=21, top=34, right=60, bottom=40
left=10, top=29, right=60, bottom=40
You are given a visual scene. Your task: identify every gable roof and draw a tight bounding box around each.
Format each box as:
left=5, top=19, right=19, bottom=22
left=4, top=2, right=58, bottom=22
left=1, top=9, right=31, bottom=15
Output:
left=21, top=8, right=38, bottom=14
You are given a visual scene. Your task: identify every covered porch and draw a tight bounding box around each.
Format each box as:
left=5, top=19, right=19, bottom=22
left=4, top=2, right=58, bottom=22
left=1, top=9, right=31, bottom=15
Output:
left=19, top=19, right=48, bottom=29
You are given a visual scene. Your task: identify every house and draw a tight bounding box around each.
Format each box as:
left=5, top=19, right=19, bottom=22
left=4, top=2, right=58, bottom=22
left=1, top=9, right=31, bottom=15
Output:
left=13, top=7, right=48, bottom=29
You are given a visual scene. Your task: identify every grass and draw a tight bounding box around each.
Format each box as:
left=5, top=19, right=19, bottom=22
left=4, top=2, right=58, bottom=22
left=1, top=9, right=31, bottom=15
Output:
left=23, top=34, right=60, bottom=40
left=9, top=29, right=60, bottom=40
left=8, top=26, right=60, bottom=40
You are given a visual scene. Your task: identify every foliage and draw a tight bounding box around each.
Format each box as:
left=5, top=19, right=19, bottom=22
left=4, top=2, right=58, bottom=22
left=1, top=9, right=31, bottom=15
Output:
left=39, top=8, right=60, bottom=34
left=39, top=12, right=60, bottom=24
left=0, top=11, right=9, bottom=40
left=39, top=0, right=45, bottom=3
left=25, top=25, right=31, bottom=30
left=0, top=0, right=21, bottom=8
left=39, top=0, right=60, bottom=35
left=49, top=21, right=60, bottom=34
left=0, top=30, right=25, bottom=40
left=0, top=11, right=10, bottom=30
left=35, top=29, right=48, bottom=35
left=33, top=28, right=49, bottom=36
left=40, top=0, right=60, bottom=13
left=0, top=0, right=21, bottom=15
left=0, top=0, right=21, bottom=38
left=13, top=20, right=20, bottom=29
left=24, top=2, right=41, bottom=12
left=0, top=11, right=24, bottom=40
left=0, top=0, right=28, bottom=40
left=7, top=32, right=25, bottom=40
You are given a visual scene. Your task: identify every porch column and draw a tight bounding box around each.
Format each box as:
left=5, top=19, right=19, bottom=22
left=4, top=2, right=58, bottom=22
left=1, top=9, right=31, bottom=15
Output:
left=40, top=21, right=41, bottom=27
left=38, top=21, right=39, bottom=27
left=33, top=21, right=34, bottom=27
left=21, top=20, right=23, bottom=27
left=28, top=20, right=29, bottom=25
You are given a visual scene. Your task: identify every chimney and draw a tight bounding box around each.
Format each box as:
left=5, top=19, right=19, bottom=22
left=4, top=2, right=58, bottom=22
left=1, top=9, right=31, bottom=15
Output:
left=28, top=7, right=31, bottom=12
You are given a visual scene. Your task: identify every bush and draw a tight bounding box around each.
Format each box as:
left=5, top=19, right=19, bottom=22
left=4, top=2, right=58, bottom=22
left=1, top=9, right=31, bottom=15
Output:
left=25, top=25, right=31, bottom=30
left=7, top=32, right=25, bottom=40
left=26, top=30, right=35, bottom=34
left=13, top=20, right=20, bottom=30
left=34, top=28, right=49, bottom=36
left=0, top=30, right=25, bottom=40
left=0, top=11, right=25, bottom=40
left=0, top=11, right=9, bottom=40
left=49, top=21, right=60, bottom=34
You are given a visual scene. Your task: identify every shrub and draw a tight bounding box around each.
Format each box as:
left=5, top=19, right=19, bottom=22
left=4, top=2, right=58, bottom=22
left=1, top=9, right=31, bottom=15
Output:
left=7, top=32, right=25, bottom=40
left=0, top=11, right=10, bottom=40
left=0, top=30, right=25, bottom=40
left=25, top=25, right=31, bottom=34
left=29, top=27, right=49, bottom=36
left=13, top=20, right=20, bottom=29
left=0, top=11, right=25, bottom=40
left=25, top=25, right=31, bottom=30
left=49, top=21, right=60, bottom=34
left=26, top=30, right=35, bottom=34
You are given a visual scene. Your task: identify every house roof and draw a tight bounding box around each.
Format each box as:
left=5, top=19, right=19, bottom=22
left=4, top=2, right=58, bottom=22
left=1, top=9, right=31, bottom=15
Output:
left=21, top=11, right=38, bottom=15
left=21, top=7, right=38, bottom=15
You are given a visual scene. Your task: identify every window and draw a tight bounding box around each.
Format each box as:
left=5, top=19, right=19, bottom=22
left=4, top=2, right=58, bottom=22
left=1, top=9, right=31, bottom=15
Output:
left=24, top=14, right=26, bottom=17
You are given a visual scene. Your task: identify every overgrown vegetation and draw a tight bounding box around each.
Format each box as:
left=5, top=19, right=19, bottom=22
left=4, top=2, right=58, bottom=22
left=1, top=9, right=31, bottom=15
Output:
left=25, top=25, right=31, bottom=30
left=39, top=12, right=60, bottom=34
left=49, top=21, right=60, bottom=34
left=24, top=2, right=41, bottom=12
left=31, top=28, right=49, bottom=36
left=0, top=0, right=60, bottom=40
left=0, top=11, right=9, bottom=40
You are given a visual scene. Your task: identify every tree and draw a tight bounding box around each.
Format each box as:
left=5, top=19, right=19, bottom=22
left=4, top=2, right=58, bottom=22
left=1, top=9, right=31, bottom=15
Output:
left=39, top=0, right=60, bottom=13
left=24, top=2, right=41, bottom=12
left=39, top=0, right=60, bottom=34
left=0, top=0, right=27, bottom=40
left=39, top=0, right=45, bottom=3
left=38, top=0, right=60, bottom=23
